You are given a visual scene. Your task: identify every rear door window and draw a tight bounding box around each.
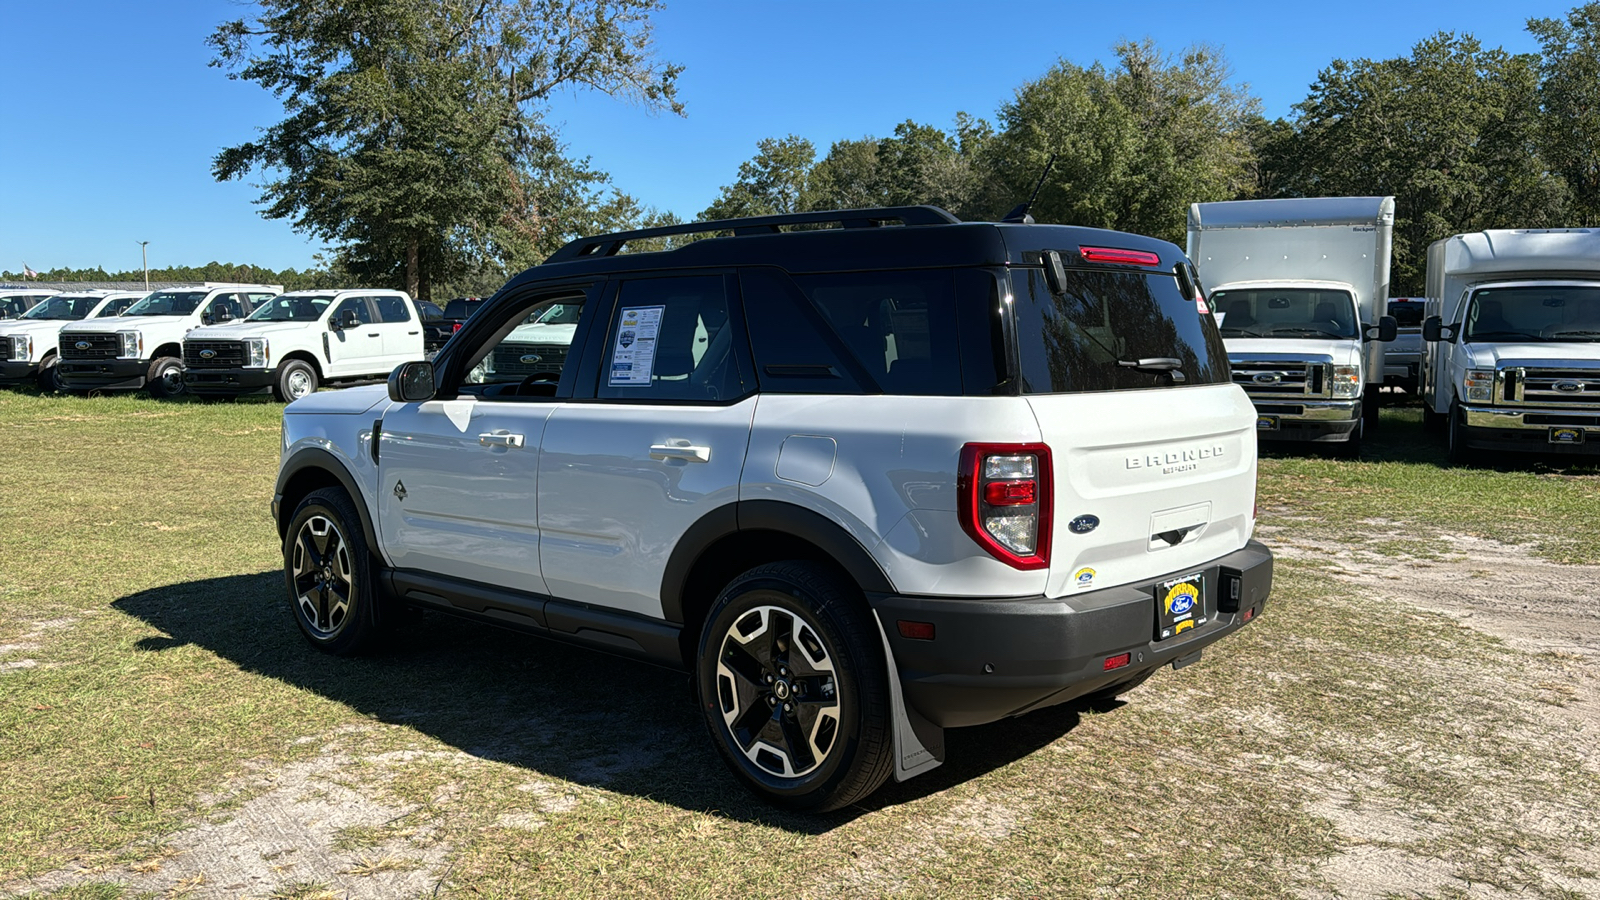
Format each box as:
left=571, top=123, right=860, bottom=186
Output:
left=374, top=295, right=413, bottom=323
left=1012, top=267, right=1230, bottom=394
left=596, top=275, right=749, bottom=402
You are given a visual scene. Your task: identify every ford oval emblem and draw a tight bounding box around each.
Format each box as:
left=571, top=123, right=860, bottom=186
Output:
left=1555, top=381, right=1583, bottom=393
left=1252, top=372, right=1282, bottom=385
left=1068, top=514, right=1100, bottom=535
left=75, top=340, right=91, bottom=350
left=519, top=354, right=542, bottom=364
left=199, top=349, right=216, bottom=359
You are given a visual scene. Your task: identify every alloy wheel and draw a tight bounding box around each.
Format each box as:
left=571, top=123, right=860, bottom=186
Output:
left=292, top=515, right=353, bottom=637
left=714, top=604, right=842, bottom=778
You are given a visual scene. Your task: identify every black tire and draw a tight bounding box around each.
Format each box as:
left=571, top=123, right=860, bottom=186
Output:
left=146, top=357, right=185, bottom=399
left=1446, top=401, right=1477, bottom=467
left=1333, top=414, right=1363, bottom=459
left=1422, top=401, right=1446, bottom=434
left=1362, top=391, right=1380, bottom=433
left=36, top=354, right=61, bottom=392
left=273, top=359, right=319, bottom=402
left=696, top=561, right=893, bottom=812
left=282, top=486, right=384, bottom=655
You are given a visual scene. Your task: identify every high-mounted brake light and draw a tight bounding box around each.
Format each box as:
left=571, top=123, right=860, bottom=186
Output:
left=958, top=443, right=1053, bottom=570
left=1080, top=246, right=1162, bottom=267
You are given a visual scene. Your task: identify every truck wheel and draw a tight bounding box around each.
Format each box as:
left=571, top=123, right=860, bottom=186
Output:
left=274, top=359, right=319, bottom=402
left=696, top=561, right=893, bottom=812
left=1446, top=402, right=1477, bottom=467
left=146, top=357, right=186, bottom=398
left=36, top=354, right=61, bottom=392
left=283, top=487, right=383, bottom=655
left=1422, top=402, right=1445, bottom=434
left=1362, top=392, right=1380, bottom=433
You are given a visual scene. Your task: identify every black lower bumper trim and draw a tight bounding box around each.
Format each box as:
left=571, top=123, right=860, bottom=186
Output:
left=183, top=367, right=275, bottom=394
left=59, top=358, right=147, bottom=391
left=1459, top=424, right=1600, bottom=456
left=1259, top=420, right=1359, bottom=443
left=0, top=361, right=40, bottom=383
left=868, top=540, right=1274, bottom=728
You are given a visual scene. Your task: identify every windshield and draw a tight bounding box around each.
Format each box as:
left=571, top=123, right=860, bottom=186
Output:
left=1464, top=285, right=1600, bottom=343
left=1211, top=288, right=1359, bottom=339
left=247, top=294, right=335, bottom=322
left=531, top=303, right=583, bottom=326
left=21, top=296, right=100, bottom=320
left=124, top=290, right=207, bottom=317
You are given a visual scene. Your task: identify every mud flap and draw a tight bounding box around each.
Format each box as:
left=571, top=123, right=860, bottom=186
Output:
left=872, top=611, right=944, bottom=782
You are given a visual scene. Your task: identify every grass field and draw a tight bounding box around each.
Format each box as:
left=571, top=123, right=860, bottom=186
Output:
left=1, top=389, right=1597, bottom=899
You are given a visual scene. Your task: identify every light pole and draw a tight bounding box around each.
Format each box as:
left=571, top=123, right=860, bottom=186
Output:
left=136, top=241, right=149, bottom=290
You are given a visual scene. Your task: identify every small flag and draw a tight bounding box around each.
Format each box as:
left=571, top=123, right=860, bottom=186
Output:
left=22, top=264, right=38, bottom=279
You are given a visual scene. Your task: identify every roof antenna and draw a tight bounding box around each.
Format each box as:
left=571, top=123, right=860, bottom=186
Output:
left=1002, top=153, right=1057, bottom=224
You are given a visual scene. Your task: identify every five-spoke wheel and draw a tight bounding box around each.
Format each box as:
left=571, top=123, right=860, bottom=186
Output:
left=714, top=604, right=842, bottom=778
left=292, top=514, right=353, bottom=638
left=282, top=486, right=382, bottom=654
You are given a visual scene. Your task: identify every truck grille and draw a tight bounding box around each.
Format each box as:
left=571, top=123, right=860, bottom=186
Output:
left=1505, top=367, right=1600, bottom=408
left=0, top=341, right=12, bottom=362
left=493, top=342, right=568, bottom=377
left=1230, top=361, right=1327, bottom=398
left=185, top=340, right=246, bottom=368
left=59, top=333, right=119, bottom=360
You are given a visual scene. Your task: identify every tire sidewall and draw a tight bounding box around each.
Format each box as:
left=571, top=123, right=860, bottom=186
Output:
left=147, top=357, right=185, bottom=398
left=696, top=570, right=880, bottom=806
left=282, top=487, right=378, bottom=654
left=37, top=354, right=60, bottom=392
left=276, top=359, right=318, bottom=402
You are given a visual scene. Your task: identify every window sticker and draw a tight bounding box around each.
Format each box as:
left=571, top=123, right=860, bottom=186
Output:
left=609, top=305, right=664, bottom=387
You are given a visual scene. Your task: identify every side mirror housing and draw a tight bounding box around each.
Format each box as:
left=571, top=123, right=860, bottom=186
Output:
left=1364, top=315, right=1398, bottom=343
left=388, top=360, right=436, bottom=402
left=1422, top=315, right=1457, bottom=343
left=214, top=310, right=234, bottom=324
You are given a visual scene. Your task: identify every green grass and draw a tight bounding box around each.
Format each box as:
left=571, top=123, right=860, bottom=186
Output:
left=2, top=389, right=1598, bottom=898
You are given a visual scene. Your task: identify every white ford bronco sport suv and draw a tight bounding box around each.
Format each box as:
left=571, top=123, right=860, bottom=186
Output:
left=58, top=283, right=281, bottom=397
left=0, top=290, right=144, bottom=390
left=272, top=207, right=1274, bottom=811
left=183, top=289, right=426, bottom=401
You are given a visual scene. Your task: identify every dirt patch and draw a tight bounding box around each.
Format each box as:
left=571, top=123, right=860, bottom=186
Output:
left=5, top=748, right=464, bottom=900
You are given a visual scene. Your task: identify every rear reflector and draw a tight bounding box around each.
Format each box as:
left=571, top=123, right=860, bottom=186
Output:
left=1080, top=246, right=1162, bottom=267
left=897, top=620, right=935, bottom=640
left=1104, top=653, right=1131, bottom=671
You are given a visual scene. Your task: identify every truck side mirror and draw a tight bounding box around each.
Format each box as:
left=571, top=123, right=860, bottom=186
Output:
left=1422, top=316, right=1455, bottom=343
left=331, top=309, right=359, bottom=332
left=1365, top=315, right=1398, bottom=343
left=388, top=360, right=436, bottom=402
left=214, top=309, right=235, bottom=324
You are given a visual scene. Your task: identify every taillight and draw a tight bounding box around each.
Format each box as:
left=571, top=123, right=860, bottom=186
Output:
left=452, top=322, right=463, bottom=333
left=958, top=443, right=1053, bottom=570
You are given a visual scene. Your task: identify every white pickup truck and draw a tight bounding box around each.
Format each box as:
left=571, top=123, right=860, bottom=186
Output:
left=1421, top=228, right=1600, bottom=463
left=1188, top=197, right=1398, bottom=456
left=58, top=283, right=281, bottom=397
left=0, top=291, right=145, bottom=390
left=183, top=289, right=426, bottom=401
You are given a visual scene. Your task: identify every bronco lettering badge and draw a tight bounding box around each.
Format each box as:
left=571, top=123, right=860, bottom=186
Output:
left=1126, top=443, right=1226, bottom=475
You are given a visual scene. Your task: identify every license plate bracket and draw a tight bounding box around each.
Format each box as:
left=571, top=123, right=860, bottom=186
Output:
left=1256, top=415, right=1280, bottom=431
left=1550, top=427, right=1585, bottom=445
left=1155, top=572, right=1207, bottom=641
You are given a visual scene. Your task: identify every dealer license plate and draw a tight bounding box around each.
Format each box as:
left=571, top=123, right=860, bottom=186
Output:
left=1256, top=415, right=1279, bottom=431
left=1550, top=427, right=1585, bottom=445
left=1155, top=572, right=1207, bottom=641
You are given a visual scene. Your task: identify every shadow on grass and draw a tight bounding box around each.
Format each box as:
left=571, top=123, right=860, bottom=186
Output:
left=112, top=573, right=1092, bottom=833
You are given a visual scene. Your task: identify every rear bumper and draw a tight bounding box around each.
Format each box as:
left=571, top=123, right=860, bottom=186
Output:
left=1248, top=398, right=1360, bottom=442
left=1460, top=404, right=1600, bottom=455
left=183, top=367, right=274, bottom=395
left=58, top=358, right=147, bottom=390
left=869, top=539, right=1273, bottom=728
left=0, top=361, right=40, bottom=383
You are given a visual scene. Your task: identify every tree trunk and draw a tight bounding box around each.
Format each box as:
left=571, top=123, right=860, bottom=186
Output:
left=406, top=239, right=421, bottom=299
left=419, top=259, right=431, bottom=303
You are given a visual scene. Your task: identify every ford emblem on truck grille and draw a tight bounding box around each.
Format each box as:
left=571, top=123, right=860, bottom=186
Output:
left=519, top=354, right=542, bottom=364
left=1555, top=381, right=1583, bottom=393
left=1252, top=372, right=1282, bottom=385
left=200, top=349, right=216, bottom=359
left=1068, top=514, right=1100, bottom=534
left=75, top=341, right=90, bottom=350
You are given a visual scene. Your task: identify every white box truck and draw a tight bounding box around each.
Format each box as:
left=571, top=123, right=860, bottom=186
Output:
left=1420, top=228, right=1600, bottom=464
left=1188, top=197, right=1398, bottom=456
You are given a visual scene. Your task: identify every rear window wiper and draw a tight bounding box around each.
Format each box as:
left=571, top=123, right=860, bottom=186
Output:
left=1119, top=357, right=1187, bottom=383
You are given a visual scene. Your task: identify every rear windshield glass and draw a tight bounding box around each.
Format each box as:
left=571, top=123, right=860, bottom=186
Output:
left=1388, top=300, right=1425, bottom=327
left=1210, top=287, right=1358, bottom=339
left=1013, top=267, right=1230, bottom=394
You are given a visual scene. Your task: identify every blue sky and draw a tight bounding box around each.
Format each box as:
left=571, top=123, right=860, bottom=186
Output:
left=1, top=0, right=1575, bottom=273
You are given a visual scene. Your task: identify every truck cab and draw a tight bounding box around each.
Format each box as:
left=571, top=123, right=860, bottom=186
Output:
left=0, top=289, right=57, bottom=320
left=57, top=283, right=281, bottom=397
left=1421, top=229, right=1600, bottom=463
left=0, top=291, right=145, bottom=390
left=182, top=289, right=425, bottom=401
left=1189, top=197, right=1398, bottom=456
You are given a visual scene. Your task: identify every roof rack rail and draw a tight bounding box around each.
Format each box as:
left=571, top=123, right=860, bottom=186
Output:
left=545, top=205, right=961, bottom=263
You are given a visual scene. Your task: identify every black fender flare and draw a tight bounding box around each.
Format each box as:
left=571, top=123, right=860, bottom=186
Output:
left=274, top=447, right=380, bottom=551
left=658, top=499, right=895, bottom=624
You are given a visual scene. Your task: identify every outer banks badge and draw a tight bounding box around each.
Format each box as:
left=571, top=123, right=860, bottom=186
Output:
left=1156, top=573, right=1206, bottom=640
left=1073, top=567, right=1095, bottom=590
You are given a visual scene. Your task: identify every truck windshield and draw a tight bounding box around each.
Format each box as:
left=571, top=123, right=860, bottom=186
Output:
left=1464, top=285, right=1600, bottom=342
left=1013, top=267, right=1230, bottom=393
left=124, top=291, right=207, bottom=316
left=21, top=296, right=99, bottom=320
left=247, top=294, right=335, bottom=322
left=1210, top=288, right=1359, bottom=339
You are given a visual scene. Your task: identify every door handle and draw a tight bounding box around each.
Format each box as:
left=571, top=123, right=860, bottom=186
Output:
left=407, top=330, right=420, bottom=335
left=367, top=332, right=380, bottom=337
left=479, top=432, right=525, bottom=448
left=650, top=442, right=711, bottom=463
